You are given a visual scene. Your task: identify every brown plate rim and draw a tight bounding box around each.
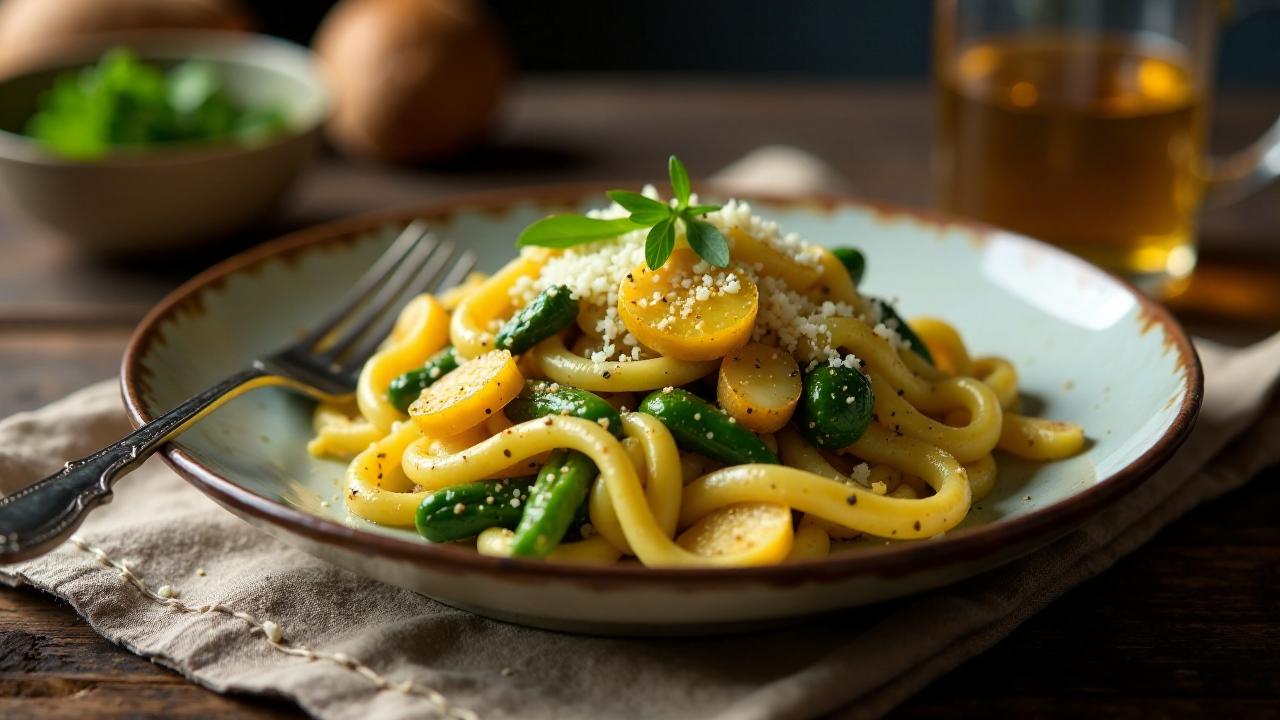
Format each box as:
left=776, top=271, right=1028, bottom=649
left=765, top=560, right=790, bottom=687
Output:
left=120, top=182, right=1204, bottom=589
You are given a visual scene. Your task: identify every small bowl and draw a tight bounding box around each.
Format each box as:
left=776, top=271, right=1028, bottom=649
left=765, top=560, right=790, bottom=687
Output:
left=0, top=31, right=328, bottom=255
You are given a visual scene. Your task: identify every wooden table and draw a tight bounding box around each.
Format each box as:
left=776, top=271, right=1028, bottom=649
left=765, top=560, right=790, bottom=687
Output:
left=1, top=79, right=1277, bottom=719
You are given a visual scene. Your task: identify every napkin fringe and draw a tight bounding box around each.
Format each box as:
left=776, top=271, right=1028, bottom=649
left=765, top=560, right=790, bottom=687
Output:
left=59, top=534, right=478, bottom=720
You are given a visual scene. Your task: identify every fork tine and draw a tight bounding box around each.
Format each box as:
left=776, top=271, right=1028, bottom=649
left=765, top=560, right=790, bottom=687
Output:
left=298, top=220, right=431, bottom=349
left=438, top=248, right=478, bottom=292
left=336, top=243, right=471, bottom=371
left=317, top=232, right=441, bottom=359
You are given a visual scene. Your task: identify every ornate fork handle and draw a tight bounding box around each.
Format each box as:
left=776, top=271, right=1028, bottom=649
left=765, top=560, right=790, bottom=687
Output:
left=0, top=366, right=271, bottom=564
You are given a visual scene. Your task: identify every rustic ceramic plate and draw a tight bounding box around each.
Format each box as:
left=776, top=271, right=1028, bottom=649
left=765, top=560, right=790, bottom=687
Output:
left=121, top=185, right=1202, bottom=634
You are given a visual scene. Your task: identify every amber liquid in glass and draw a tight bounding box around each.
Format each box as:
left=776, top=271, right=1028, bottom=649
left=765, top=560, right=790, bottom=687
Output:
left=935, top=35, right=1205, bottom=289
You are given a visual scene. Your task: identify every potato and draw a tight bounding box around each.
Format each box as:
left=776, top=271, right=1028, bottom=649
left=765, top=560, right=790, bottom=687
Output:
left=0, top=0, right=252, bottom=74
left=314, top=0, right=509, bottom=164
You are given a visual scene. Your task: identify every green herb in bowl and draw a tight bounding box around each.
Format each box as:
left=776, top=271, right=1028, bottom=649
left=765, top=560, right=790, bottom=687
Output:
left=24, top=47, right=288, bottom=159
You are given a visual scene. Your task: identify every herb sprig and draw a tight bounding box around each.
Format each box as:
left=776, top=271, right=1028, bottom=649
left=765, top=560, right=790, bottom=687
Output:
left=517, top=156, right=729, bottom=270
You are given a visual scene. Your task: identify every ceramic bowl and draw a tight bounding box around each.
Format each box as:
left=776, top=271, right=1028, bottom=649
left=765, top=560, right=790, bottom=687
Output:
left=0, top=31, right=328, bottom=255
left=121, top=185, right=1202, bottom=634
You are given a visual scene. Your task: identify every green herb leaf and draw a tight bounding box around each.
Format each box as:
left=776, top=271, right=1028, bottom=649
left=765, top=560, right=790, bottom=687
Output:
left=684, top=217, right=730, bottom=268
left=645, top=216, right=677, bottom=270
left=627, top=208, right=672, bottom=226
left=607, top=189, right=671, bottom=226
left=517, top=215, right=642, bottom=248
left=668, top=155, right=691, bottom=209
left=607, top=190, right=668, bottom=216
left=514, top=155, right=728, bottom=271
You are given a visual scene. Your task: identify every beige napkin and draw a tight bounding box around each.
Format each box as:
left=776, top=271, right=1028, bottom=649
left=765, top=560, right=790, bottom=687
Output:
left=4, top=150, right=1280, bottom=720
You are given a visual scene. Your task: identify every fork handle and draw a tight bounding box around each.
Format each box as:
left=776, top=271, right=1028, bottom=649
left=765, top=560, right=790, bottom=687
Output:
left=0, top=367, right=271, bottom=564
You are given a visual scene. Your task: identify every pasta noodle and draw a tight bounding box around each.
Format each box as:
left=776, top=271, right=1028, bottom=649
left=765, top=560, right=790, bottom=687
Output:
left=310, top=191, right=1086, bottom=567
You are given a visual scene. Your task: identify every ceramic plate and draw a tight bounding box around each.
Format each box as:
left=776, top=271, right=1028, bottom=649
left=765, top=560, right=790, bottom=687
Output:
left=121, top=185, right=1202, bottom=634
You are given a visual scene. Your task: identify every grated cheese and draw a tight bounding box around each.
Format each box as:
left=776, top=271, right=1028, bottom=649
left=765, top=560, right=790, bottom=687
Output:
left=513, top=192, right=866, bottom=366
left=849, top=463, right=871, bottom=485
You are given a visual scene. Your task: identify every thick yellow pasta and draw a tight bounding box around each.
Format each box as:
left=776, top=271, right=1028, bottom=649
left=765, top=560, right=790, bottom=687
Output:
left=312, top=199, right=1086, bottom=568
left=309, top=295, right=448, bottom=458
left=532, top=333, right=717, bottom=392
left=450, top=254, right=544, bottom=359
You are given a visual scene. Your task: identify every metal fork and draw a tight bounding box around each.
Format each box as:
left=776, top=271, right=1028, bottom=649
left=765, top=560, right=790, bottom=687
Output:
left=0, top=221, right=475, bottom=564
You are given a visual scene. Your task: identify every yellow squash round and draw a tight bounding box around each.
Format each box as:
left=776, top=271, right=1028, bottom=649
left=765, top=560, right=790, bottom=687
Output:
left=675, top=502, right=794, bottom=565
left=617, top=248, right=758, bottom=362
left=408, top=350, right=523, bottom=436
left=717, top=342, right=802, bottom=433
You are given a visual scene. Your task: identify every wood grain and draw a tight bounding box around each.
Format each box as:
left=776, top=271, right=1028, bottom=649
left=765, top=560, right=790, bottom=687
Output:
left=1, top=79, right=1277, bottom=719
left=0, top=591, right=302, bottom=718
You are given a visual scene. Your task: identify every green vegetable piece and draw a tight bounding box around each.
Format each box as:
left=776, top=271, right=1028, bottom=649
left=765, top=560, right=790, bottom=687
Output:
left=387, top=346, right=460, bottom=412
left=494, top=285, right=579, bottom=354
left=167, top=60, right=221, bottom=115
left=511, top=450, right=597, bottom=558
left=871, top=298, right=934, bottom=365
left=797, top=366, right=875, bottom=449
left=24, top=46, right=289, bottom=160
left=504, top=380, right=623, bottom=437
left=638, top=388, right=778, bottom=465
left=232, top=106, right=289, bottom=142
left=831, top=247, right=866, bottom=286
left=415, top=477, right=533, bottom=543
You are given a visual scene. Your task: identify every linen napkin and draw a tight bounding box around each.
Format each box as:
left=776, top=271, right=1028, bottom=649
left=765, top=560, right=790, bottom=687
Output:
left=3, top=150, right=1280, bottom=720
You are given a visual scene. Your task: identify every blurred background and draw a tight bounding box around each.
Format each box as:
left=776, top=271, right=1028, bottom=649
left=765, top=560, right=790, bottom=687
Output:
left=0, top=0, right=1276, bottom=411
left=267, top=0, right=1280, bottom=82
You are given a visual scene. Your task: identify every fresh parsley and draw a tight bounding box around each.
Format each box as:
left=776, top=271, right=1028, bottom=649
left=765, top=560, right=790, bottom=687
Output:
left=516, top=155, right=729, bottom=270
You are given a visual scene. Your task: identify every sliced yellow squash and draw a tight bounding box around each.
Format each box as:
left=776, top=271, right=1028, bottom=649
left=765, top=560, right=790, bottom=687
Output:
left=717, top=342, right=801, bottom=433
left=422, top=423, right=487, bottom=454
left=675, top=502, right=793, bottom=565
left=728, top=228, right=821, bottom=290
left=805, top=515, right=862, bottom=541
left=408, top=350, right=524, bottom=436
left=786, top=517, right=832, bottom=561
left=617, top=248, right=758, bottom=362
